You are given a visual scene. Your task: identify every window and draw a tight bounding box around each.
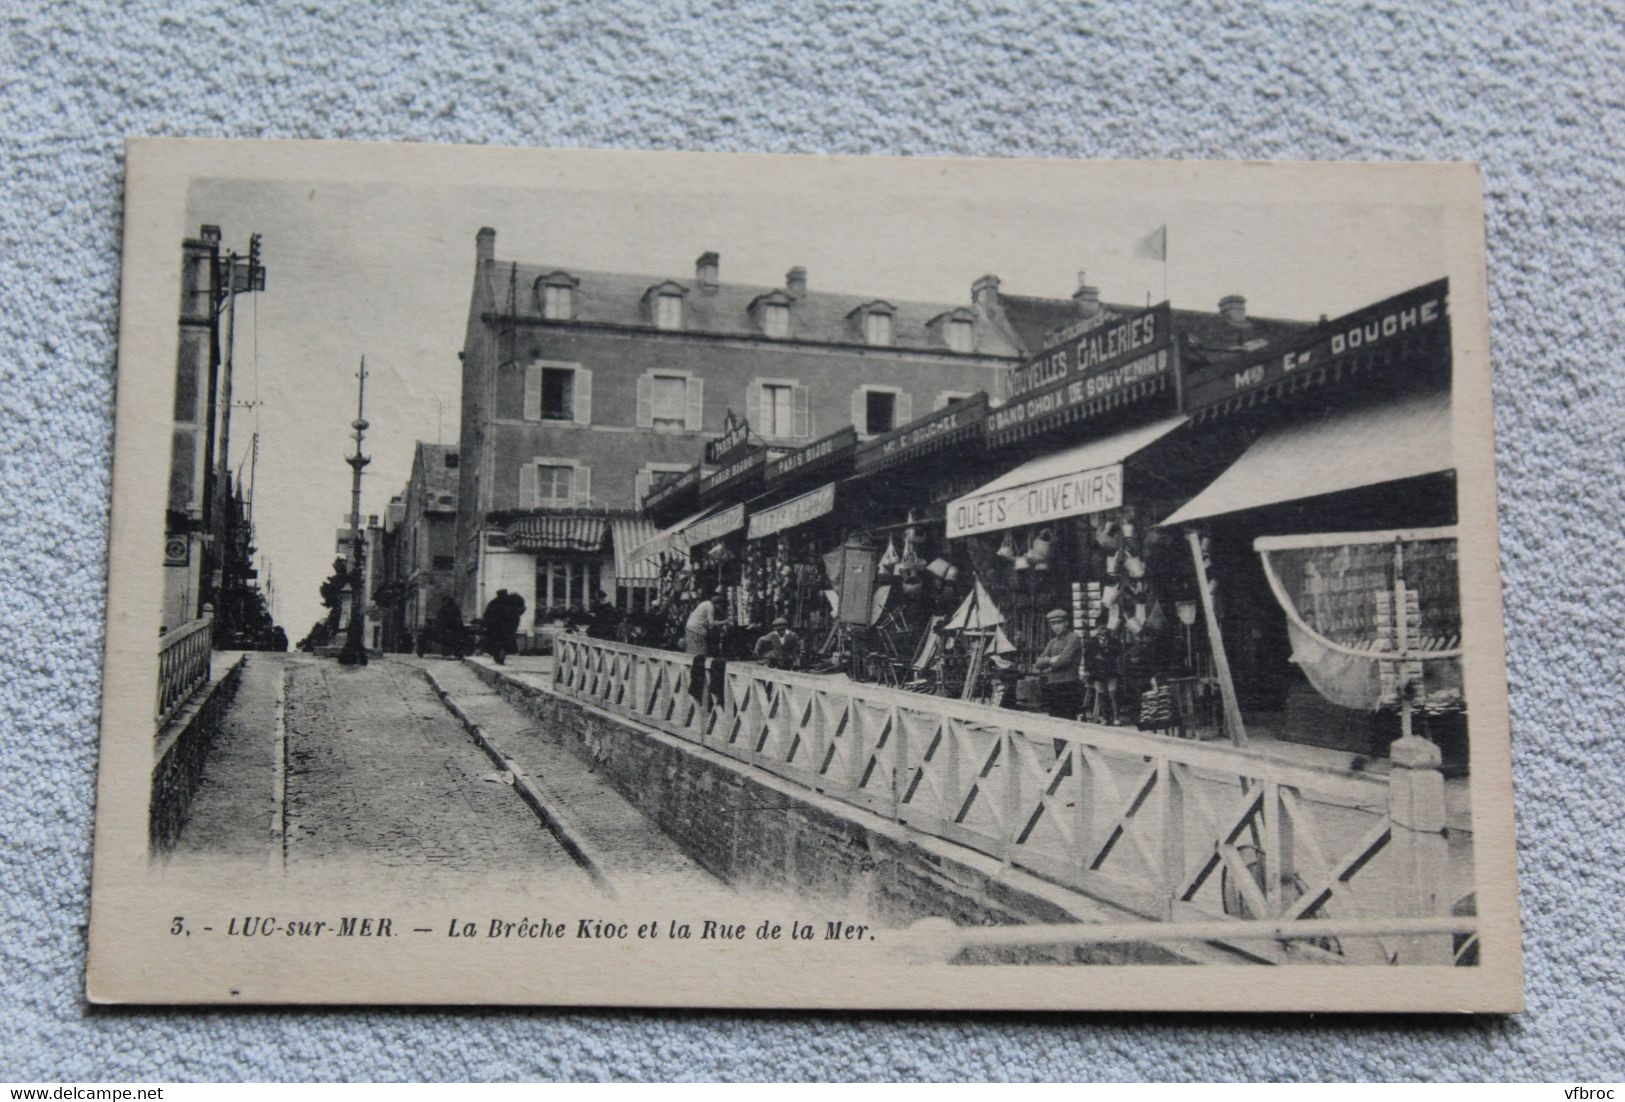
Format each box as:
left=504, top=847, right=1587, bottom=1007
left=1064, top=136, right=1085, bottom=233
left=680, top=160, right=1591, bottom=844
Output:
left=652, top=375, right=686, bottom=428
left=761, top=383, right=794, bottom=437
left=540, top=367, right=574, bottom=420
left=523, top=362, right=592, bottom=424
left=936, top=390, right=974, bottom=409
left=638, top=371, right=702, bottom=431
left=542, top=284, right=573, bottom=319
left=444, top=453, right=459, bottom=468
left=655, top=293, right=683, bottom=331
left=946, top=318, right=974, bottom=352
left=637, top=463, right=689, bottom=504
left=864, top=311, right=893, bottom=347
left=535, top=464, right=574, bottom=505
left=649, top=467, right=685, bottom=491
left=763, top=302, right=790, bottom=338
left=853, top=386, right=911, bottom=437
left=433, top=555, right=454, bottom=571
left=865, top=390, right=897, bottom=434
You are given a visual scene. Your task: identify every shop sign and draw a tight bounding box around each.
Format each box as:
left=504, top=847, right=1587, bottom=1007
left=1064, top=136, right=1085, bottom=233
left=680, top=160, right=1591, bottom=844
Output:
left=986, top=345, right=1173, bottom=445
left=701, top=447, right=766, bottom=497
left=1184, top=279, right=1449, bottom=415
left=854, top=392, right=988, bottom=473
left=1006, top=304, right=1171, bottom=400
left=682, top=503, right=747, bottom=548
left=947, top=462, right=1123, bottom=538
left=767, top=426, right=856, bottom=485
left=747, top=482, right=838, bottom=540
left=706, top=410, right=753, bottom=464
left=643, top=463, right=702, bottom=512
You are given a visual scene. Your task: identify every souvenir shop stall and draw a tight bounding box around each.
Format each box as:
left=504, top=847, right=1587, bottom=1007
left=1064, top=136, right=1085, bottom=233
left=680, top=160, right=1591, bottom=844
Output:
left=1160, top=278, right=1465, bottom=768
left=933, top=303, right=1251, bottom=729
left=731, top=426, right=860, bottom=656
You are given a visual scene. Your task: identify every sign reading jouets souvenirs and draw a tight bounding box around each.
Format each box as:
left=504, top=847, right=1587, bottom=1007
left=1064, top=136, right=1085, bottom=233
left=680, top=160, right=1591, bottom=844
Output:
left=1183, top=279, right=1450, bottom=419
left=767, top=426, right=856, bottom=487
left=681, top=502, right=747, bottom=548
left=705, top=409, right=754, bottom=464
left=1005, top=303, right=1171, bottom=400
left=947, top=462, right=1123, bottom=537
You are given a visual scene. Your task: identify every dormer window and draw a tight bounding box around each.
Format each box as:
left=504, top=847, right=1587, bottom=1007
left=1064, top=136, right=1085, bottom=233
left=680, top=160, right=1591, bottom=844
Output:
left=864, top=311, right=893, bottom=347
left=946, top=317, right=974, bottom=352
left=656, top=293, right=683, bottom=331
left=764, top=302, right=790, bottom=338
left=536, top=273, right=579, bottom=320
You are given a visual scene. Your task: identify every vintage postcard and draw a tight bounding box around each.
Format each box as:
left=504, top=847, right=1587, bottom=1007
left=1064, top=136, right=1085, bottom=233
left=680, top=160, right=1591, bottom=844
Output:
left=87, top=140, right=1521, bottom=1011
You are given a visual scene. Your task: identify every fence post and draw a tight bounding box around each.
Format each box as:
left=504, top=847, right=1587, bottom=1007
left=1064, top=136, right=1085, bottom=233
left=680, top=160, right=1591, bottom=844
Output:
left=1386, top=735, right=1452, bottom=964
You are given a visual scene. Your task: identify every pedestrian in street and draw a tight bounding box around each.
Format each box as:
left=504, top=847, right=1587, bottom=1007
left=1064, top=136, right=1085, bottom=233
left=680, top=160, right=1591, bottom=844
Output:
left=753, top=616, right=803, bottom=670
left=1034, top=608, right=1083, bottom=720
left=482, top=589, right=522, bottom=665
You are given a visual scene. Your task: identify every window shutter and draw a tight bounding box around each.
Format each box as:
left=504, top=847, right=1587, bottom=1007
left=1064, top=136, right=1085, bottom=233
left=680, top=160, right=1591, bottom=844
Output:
left=636, top=373, right=653, bottom=428
left=575, top=367, right=593, bottom=425
left=851, top=388, right=865, bottom=432
left=634, top=469, right=650, bottom=506
left=685, top=377, right=704, bottom=431
left=519, top=463, right=537, bottom=508
left=745, top=381, right=761, bottom=434
left=524, top=365, right=542, bottom=421
left=573, top=465, right=592, bottom=508
left=792, top=385, right=809, bottom=438
left=896, top=391, right=914, bottom=428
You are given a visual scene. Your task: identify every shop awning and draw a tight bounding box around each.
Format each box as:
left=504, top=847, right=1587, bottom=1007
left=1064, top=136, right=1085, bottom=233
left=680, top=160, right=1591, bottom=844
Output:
left=503, top=514, right=608, bottom=554
left=1159, top=389, right=1452, bottom=527
left=946, top=415, right=1187, bottom=538
left=608, top=516, right=659, bottom=582
left=747, top=482, right=838, bottom=540
left=630, top=502, right=749, bottom=566
left=630, top=505, right=716, bottom=566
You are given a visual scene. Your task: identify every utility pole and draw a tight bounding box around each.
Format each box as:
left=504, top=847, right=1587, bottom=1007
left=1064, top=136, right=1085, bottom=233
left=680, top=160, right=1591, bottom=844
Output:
left=338, top=357, right=371, bottom=666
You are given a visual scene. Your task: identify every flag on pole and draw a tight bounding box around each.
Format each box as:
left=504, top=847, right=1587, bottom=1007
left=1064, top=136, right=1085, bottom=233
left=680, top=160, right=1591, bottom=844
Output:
left=1135, top=224, right=1167, bottom=262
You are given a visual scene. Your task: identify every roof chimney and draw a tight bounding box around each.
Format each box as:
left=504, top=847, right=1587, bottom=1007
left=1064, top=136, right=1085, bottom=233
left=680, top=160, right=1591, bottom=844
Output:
left=786, top=266, right=807, bottom=297
left=476, top=226, right=495, bottom=263
left=1073, top=272, right=1102, bottom=317
left=1219, top=294, right=1247, bottom=326
left=972, top=274, right=1001, bottom=312
left=696, top=251, right=720, bottom=291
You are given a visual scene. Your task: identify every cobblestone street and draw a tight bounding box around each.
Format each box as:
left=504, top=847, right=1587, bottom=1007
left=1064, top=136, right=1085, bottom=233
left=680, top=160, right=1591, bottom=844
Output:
left=173, top=653, right=593, bottom=891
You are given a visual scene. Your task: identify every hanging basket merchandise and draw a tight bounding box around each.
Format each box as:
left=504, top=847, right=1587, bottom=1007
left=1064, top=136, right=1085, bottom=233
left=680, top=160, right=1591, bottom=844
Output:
left=1255, top=526, right=1463, bottom=713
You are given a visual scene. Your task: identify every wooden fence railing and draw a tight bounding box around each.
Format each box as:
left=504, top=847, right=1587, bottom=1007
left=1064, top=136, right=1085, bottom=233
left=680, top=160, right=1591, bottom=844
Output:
left=157, top=616, right=213, bottom=729
left=552, top=636, right=1468, bottom=964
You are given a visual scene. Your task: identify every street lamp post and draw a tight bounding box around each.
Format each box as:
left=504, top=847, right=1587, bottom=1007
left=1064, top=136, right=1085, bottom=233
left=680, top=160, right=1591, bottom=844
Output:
left=338, top=357, right=371, bottom=666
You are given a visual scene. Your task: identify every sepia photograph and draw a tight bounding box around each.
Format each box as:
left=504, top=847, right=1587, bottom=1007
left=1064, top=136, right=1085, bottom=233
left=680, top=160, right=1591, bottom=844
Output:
left=88, top=141, right=1520, bottom=1010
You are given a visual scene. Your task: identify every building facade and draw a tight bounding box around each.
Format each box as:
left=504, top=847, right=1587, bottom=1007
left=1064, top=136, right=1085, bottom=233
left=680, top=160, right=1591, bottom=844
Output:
left=453, top=228, right=1091, bottom=643
left=393, top=441, right=461, bottom=647
left=163, top=225, right=221, bottom=632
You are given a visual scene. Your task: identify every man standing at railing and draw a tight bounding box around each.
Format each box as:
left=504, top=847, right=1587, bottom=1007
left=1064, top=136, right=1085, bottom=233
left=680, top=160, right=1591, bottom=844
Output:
left=1034, top=608, right=1083, bottom=720
left=684, top=593, right=728, bottom=707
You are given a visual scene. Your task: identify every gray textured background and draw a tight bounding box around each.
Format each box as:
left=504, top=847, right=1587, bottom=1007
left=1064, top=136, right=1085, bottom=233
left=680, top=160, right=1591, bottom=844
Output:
left=3, top=0, right=1622, bottom=1082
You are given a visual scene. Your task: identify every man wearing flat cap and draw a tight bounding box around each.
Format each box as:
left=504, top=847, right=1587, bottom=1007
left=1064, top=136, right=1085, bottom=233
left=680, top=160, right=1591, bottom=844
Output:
left=753, top=616, right=803, bottom=670
left=1033, top=608, right=1083, bottom=720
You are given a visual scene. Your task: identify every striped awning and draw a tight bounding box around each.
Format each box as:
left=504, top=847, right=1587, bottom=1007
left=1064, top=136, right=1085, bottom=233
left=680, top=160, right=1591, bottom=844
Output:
left=609, top=516, right=660, bottom=582
left=503, top=515, right=608, bottom=554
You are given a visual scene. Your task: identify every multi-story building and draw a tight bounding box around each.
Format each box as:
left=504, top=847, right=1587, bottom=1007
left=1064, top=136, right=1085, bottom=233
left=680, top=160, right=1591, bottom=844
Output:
left=391, top=441, right=461, bottom=647
left=163, top=225, right=221, bottom=631
left=453, top=228, right=1092, bottom=644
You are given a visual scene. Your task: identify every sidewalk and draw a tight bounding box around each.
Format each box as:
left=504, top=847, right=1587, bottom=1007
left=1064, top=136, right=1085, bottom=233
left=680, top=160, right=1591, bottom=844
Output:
left=407, top=657, right=722, bottom=892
